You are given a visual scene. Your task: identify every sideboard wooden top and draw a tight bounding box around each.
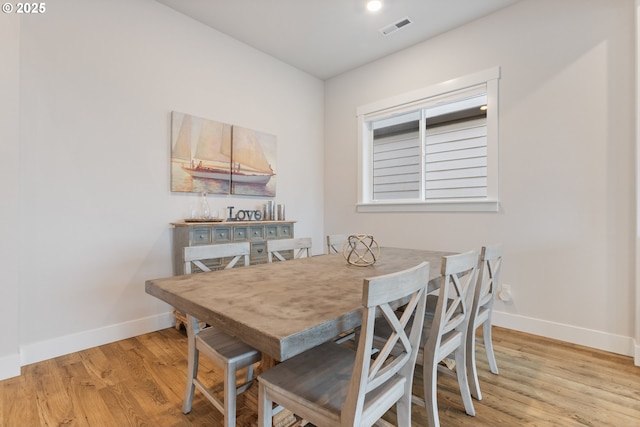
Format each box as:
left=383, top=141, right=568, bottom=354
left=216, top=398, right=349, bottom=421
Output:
left=172, top=220, right=296, bottom=227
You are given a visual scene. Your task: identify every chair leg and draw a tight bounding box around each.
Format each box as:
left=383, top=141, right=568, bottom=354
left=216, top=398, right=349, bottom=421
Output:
left=455, top=348, right=475, bottom=417
left=396, top=389, right=412, bottom=427
left=246, top=364, right=255, bottom=382
left=182, top=347, right=198, bottom=414
left=258, top=381, right=273, bottom=427
left=466, top=323, right=482, bottom=401
left=424, top=361, right=440, bottom=427
left=231, top=364, right=256, bottom=395
left=483, top=321, right=499, bottom=375
left=224, top=363, right=237, bottom=427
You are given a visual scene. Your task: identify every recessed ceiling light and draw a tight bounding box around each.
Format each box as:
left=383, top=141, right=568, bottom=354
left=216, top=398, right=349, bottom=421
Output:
left=367, top=0, right=382, bottom=12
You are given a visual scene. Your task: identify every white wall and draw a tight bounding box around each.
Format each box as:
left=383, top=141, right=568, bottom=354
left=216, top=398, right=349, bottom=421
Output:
left=0, top=0, right=324, bottom=378
left=635, top=0, right=640, bottom=366
left=0, top=13, right=21, bottom=379
left=324, top=0, right=637, bottom=357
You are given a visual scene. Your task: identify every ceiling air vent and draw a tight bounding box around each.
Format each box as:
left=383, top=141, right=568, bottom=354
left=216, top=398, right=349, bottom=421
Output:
left=379, top=17, right=413, bottom=36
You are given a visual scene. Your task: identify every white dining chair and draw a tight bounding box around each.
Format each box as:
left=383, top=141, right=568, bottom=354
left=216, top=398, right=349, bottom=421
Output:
left=182, top=242, right=262, bottom=427
left=267, top=237, right=312, bottom=262
left=371, top=250, right=479, bottom=427
left=257, top=262, right=430, bottom=427
left=326, top=233, right=347, bottom=254
left=466, top=244, right=502, bottom=400
left=418, top=250, right=479, bottom=427
left=184, top=242, right=250, bottom=273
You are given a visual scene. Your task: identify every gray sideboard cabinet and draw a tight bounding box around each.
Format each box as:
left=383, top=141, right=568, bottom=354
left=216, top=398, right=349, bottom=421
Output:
left=171, top=220, right=295, bottom=275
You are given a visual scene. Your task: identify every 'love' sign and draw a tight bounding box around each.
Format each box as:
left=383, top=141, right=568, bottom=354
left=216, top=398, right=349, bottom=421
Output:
left=227, top=206, right=263, bottom=221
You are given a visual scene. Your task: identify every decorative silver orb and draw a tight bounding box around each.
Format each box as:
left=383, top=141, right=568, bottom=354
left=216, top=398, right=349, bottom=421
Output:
left=343, top=234, right=380, bottom=266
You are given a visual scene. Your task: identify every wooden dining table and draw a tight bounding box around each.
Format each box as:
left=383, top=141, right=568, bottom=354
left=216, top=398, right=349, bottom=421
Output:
left=146, top=247, right=452, bottom=425
left=145, top=247, right=450, bottom=363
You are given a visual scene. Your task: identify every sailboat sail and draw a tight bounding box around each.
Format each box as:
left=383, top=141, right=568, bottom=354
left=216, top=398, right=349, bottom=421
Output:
left=229, top=126, right=273, bottom=174
left=193, top=120, right=231, bottom=165
left=172, top=112, right=192, bottom=162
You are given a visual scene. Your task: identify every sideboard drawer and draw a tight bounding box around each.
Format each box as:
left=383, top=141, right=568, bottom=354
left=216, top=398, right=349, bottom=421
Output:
left=191, top=227, right=212, bottom=245
left=213, top=227, right=231, bottom=243
left=251, top=242, right=267, bottom=261
left=234, top=226, right=249, bottom=241
left=250, top=226, right=265, bottom=241
left=279, top=224, right=293, bottom=238
left=266, top=225, right=278, bottom=239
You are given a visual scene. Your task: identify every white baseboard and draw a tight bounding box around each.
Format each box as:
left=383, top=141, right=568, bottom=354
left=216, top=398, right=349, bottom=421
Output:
left=19, top=311, right=175, bottom=367
left=8, top=310, right=639, bottom=376
left=0, top=353, right=21, bottom=381
left=493, top=310, right=637, bottom=363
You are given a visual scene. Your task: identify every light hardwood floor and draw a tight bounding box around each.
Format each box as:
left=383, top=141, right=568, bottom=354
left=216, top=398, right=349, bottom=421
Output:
left=1, top=326, right=639, bottom=426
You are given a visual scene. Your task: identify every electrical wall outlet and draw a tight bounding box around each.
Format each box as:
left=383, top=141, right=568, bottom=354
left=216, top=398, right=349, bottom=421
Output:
left=498, top=283, right=512, bottom=302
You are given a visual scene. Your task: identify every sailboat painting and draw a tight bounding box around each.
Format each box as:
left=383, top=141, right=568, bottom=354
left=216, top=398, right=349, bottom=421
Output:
left=170, top=111, right=276, bottom=196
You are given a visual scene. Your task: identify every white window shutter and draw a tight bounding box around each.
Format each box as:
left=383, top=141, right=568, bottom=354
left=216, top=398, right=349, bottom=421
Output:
left=425, top=118, right=487, bottom=199
left=373, top=132, right=420, bottom=200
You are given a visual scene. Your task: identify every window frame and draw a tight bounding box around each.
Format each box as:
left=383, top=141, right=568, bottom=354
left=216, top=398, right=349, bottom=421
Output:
left=356, top=67, right=500, bottom=212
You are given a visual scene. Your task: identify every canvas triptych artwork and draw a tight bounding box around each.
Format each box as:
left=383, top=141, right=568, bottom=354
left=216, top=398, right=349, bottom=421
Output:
left=170, top=111, right=277, bottom=197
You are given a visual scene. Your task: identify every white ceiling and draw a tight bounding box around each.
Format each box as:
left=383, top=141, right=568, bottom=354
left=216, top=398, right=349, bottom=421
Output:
left=155, top=0, right=520, bottom=80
